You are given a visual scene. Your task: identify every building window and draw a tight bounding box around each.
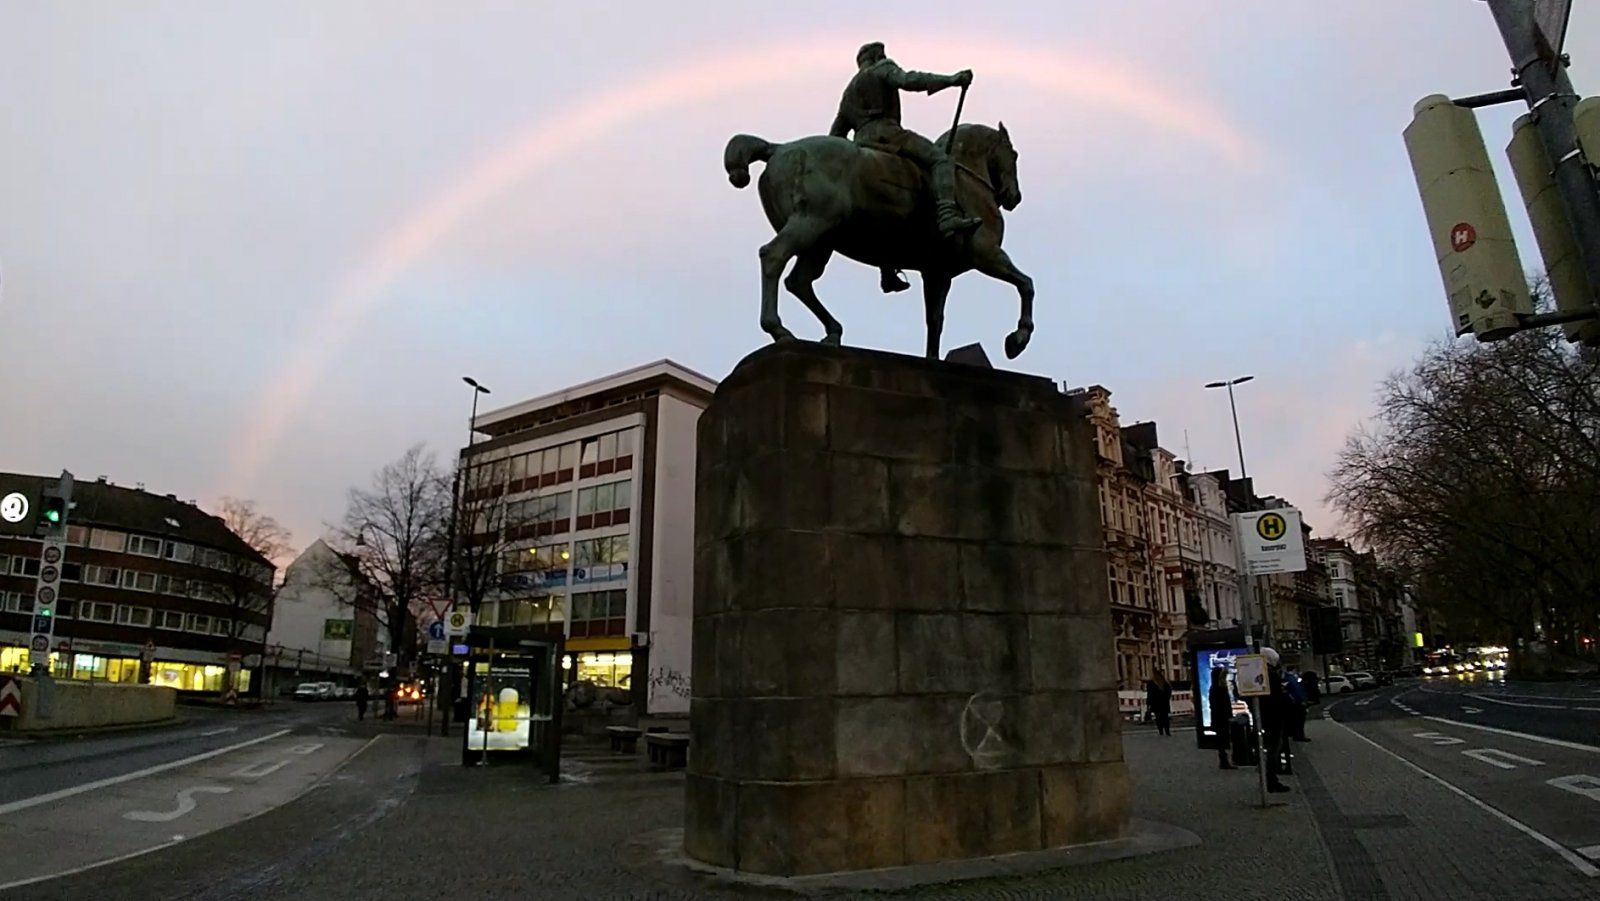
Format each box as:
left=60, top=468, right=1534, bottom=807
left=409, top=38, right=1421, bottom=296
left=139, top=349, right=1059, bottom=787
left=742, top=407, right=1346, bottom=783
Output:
left=156, top=610, right=185, bottom=630
left=574, top=650, right=632, bottom=688
left=118, top=606, right=152, bottom=627
left=83, top=601, right=117, bottom=623
left=89, top=529, right=127, bottom=552
left=65, top=525, right=89, bottom=546
left=62, top=561, right=83, bottom=582
left=569, top=589, right=627, bottom=637
left=122, top=570, right=158, bottom=592
left=572, top=535, right=629, bottom=584
left=10, top=556, right=41, bottom=577
left=127, top=535, right=163, bottom=557
left=1, top=591, right=31, bottom=613
left=187, top=614, right=212, bottom=634
left=213, top=619, right=232, bottom=637
left=164, top=541, right=194, bottom=563
left=85, top=564, right=121, bottom=587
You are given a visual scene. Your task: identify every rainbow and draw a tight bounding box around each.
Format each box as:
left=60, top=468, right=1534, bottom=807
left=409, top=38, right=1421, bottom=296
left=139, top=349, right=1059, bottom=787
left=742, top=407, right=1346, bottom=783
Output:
left=222, top=33, right=1262, bottom=494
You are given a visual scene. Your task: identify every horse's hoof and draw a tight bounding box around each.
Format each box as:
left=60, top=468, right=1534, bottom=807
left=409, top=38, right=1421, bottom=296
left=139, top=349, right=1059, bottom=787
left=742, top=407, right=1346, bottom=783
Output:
left=821, top=332, right=843, bottom=347
left=1004, top=329, right=1030, bottom=359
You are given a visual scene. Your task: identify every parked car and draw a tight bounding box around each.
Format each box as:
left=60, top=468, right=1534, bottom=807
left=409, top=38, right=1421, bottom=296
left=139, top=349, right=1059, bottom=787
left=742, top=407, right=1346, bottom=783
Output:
left=293, top=681, right=335, bottom=701
left=1375, top=671, right=1395, bottom=686
left=1324, top=674, right=1355, bottom=694
left=1346, top=671, right=1378, bottom=689
left=334, top=686, right=355, bottom=700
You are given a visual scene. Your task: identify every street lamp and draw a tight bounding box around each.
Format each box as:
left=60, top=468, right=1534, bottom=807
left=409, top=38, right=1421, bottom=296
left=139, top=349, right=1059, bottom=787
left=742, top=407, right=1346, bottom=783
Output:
left=1203, top=375, right=1254, bottom=479
left=442, top=377, right=490, bottom=738
left=463, top=377, right=491, bottom=447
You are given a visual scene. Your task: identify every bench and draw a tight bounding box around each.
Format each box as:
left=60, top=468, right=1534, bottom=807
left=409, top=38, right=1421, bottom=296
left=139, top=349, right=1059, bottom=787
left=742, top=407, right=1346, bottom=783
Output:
left=644, top=732, right=690, bottom=768
left=606, top=725, right=643, bottom=754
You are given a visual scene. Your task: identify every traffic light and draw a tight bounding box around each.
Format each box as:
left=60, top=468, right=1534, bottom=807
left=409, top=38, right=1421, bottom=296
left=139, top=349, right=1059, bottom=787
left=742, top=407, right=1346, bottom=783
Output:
left=33, top=472, right=73, bottom=538
left=1506, top=111, right=1600, bottom=346
left=1405, top=94, right=1533, bottom=340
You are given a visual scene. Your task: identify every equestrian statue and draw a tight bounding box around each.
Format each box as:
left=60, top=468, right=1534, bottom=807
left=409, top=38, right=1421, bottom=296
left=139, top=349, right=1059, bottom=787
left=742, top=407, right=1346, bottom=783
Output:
left=724, top=41, right=1035, bottom=360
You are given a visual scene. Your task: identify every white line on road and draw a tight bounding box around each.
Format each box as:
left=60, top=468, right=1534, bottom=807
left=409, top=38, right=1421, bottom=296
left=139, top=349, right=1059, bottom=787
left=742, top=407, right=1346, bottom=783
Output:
left=1468, top=693, right=1565, bottom=710
left=1423, top=716, right=1600, bottom=754
left=1413, top=732, right=1465, bottom=746
left=1461, top=748, right=1545, bottom=769
left=199, top=727, right=239, bottom=737
left=1578, top=844, right=1600, bottom=862
left=231, top=759, right=290, bottom=779
left=1547, top=775, right=1600, bottom=802
left=1462, top=706, right=1483, bottom=714
left=1331, top=718, right=1600, bottom=878
left=0, top=728, right=290, bottom=816
left=124, top=785, right=233, bottom=822
left=288, top=742, right=325, bottom=755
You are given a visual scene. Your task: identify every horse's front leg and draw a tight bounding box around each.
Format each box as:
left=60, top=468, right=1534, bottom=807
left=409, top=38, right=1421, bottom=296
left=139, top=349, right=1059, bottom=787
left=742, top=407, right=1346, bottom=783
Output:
left=922, top=273, right=952, bottom=360
left=784, top=246, right=842, bottom=345
left=972, top=244, right=1034, bottom=359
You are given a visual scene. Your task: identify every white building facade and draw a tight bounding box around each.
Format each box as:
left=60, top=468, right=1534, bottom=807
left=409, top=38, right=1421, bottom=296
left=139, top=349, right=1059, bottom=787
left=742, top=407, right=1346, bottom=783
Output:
left=463, top=360, right=713, bottom=717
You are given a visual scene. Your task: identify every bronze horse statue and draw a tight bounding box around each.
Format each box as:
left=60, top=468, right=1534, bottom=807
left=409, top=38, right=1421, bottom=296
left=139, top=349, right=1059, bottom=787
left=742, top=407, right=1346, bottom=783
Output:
left=724, top=123, right=1034, bottom=360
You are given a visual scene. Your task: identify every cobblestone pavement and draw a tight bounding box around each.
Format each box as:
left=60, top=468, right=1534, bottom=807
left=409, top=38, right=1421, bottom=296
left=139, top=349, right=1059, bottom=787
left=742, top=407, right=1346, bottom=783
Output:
left=29, top=711, right=1592, bottom=899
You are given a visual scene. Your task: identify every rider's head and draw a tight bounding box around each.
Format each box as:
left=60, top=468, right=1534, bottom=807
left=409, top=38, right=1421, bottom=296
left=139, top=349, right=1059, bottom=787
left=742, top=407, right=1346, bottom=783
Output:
left=856, top=42, right=885, bottom=68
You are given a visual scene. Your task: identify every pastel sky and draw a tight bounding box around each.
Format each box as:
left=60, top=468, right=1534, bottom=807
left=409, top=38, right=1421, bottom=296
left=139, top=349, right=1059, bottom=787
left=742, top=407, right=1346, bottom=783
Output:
left=3, top=1, right=1592, bottom=558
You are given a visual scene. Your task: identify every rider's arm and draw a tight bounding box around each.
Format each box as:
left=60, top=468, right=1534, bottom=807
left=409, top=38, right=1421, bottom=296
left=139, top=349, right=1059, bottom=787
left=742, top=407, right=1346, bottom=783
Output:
left=881, top=60, right=958, bottom=94
left=828, top=111, right=850, bottom=138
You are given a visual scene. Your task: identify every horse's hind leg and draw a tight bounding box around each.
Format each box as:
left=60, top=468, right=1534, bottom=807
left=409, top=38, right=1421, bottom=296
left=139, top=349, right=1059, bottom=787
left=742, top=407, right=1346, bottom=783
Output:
left=758, top=216, right=829, bottom=345
left=784, top=246, right=842, bottom=345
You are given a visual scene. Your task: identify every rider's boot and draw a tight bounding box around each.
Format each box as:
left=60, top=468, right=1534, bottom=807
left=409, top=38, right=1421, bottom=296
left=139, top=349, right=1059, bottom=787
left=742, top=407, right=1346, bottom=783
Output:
left=933, top=160, right=981, bottom=238
left=880, top=268, right=911, bottom=293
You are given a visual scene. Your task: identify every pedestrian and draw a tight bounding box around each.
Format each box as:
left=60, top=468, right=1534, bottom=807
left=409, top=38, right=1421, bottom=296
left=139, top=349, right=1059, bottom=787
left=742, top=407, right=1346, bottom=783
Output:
left=1208, top=666, right=1237, bottom=769
left=1146, top=670, right=1173, bottom=736
left=1260, top=648, right=1292, bottom=793
left=354, top=683, right=370, bottom=721
left=1284, top=668, right=1310, bottom=742
left=1302, top=670, right=1322, bottom=706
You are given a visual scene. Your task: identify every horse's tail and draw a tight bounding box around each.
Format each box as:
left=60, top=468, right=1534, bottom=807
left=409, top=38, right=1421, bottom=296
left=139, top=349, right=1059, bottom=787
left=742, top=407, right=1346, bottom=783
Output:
left=724, top=134, right=775, bottom=188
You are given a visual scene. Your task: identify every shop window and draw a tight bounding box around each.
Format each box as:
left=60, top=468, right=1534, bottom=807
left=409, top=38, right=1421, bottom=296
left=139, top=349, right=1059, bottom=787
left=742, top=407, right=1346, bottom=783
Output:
left=575, top=651, right=633, bottom=689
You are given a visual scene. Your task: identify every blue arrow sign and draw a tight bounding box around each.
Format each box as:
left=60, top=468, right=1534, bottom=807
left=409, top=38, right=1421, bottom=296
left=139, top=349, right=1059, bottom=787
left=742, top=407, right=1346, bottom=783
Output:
left=427, top=620, right=446, bottom=641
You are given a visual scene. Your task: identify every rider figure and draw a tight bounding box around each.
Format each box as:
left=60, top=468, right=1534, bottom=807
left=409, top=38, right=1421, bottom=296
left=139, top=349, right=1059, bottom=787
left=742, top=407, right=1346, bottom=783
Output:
left=831, top=41, right=980, bottom=294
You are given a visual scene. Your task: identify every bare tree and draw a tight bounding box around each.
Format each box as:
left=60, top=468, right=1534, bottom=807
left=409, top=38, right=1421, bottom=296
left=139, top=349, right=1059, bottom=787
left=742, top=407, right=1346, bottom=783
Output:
left=1328, top=321, right=1600, bottom=668
left=327, top=445, right=449, bottom=668
left=216, top=497, right=292, bottom=695
left=450, top=456, right=517, bottom=616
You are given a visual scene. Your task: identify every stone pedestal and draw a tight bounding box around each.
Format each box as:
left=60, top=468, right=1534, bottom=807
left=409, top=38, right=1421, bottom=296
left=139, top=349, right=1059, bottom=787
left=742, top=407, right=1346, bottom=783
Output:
left=685, top=342, right=1129, bottom=877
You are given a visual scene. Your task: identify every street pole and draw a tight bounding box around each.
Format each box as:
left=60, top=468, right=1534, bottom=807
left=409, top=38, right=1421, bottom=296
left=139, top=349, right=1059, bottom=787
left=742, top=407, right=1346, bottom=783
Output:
left=1487, top=0, right=1600, bottom=308
left=442, top=377, right=490, bottom=737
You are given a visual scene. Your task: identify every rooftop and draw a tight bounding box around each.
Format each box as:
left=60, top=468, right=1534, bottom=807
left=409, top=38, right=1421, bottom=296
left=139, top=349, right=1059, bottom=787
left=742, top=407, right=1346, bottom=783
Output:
left=472, top=359, right=718, bottom=438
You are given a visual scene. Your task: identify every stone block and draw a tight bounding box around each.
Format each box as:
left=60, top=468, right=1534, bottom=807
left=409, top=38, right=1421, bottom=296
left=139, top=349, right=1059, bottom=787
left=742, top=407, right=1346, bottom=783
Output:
left=948, top=406, right=1063, bottom=473
left=1014, top=691, right=1087, bottom=766
left=692, top=540, right=728, bottom=617
left=835, top=611, right=896, bottom=695
left=731, top=450, right=831, bottom=535
left=691, top=615, right=719, bottom=698
left=728, top=531, right=831, bottom=610
left=829, top=454, right=891, bottom=533
left=684, top=773, right=738, bottom=867
left=830, top=533, right=897, bottom=610
left=904, top=770, right=1043, bottom=862
left=736, top=778, right=906, bottom=875
left=1040, top=762, right=1132, bottom=847
left=960, top=544, right=1109, bottom=615
left=732, top=697, right=837, bottom=780
left=898, top=613, right=1026, bottom=694
left=694, top=461, right=738, bottom=545
left=828, top=386, right=949, bottom=462
left=1028, top=613, right=1117, bottom=692
left=889, top=462, right=965, bottom=540
left=1079, top=689, right=1124, bottom=763
left=835, top=696, right=915, bottom=777
left=740, top=608, right=836, bottom=697
left=689, top=697, right=732, bottom=777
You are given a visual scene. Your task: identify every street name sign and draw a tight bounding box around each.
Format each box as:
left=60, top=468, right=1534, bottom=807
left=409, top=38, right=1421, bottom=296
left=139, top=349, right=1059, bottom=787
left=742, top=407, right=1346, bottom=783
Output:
left=1233, top=509, right=1307, bottom=576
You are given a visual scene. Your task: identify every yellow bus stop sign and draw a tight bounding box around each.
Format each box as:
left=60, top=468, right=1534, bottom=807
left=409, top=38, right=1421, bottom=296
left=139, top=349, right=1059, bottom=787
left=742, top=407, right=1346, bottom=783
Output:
left=1256, top=512, right=1288, bottom=542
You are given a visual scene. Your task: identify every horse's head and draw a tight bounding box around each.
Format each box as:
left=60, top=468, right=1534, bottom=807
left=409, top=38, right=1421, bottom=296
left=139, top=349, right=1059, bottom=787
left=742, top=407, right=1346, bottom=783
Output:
left=946, top=123, right=1022, bottom=211
left=990, top=122, right=1022, bottom=211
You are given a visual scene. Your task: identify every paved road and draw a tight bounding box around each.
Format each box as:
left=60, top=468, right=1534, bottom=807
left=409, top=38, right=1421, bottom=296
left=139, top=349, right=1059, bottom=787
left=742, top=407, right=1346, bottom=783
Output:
left=0, top=702, right=376, bottom=892
left=1329, top=675, right=1600, bottom=877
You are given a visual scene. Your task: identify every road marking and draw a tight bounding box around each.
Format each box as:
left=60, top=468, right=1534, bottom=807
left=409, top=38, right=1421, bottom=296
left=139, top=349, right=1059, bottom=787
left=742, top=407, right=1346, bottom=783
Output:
left=1423, top=716, right=1600, bottom=754
left=0, top=838, right=185, bottom=892
left=1462, top=748, right=1545, bottom=769
left=1413, top=732, right=1465, bottom=746
left=231, top=759, right=290, bottom=779
left=1331, top=718, right=1600, bottom=878
left=0, top=728, right=290, bottom=816
left=1547, top=775, right=1600, bottom=802
left=124, top=785, right=233, bottom=822
left=199, top=727, right=239, bottom=737
left=288, top=742, right=325, bottom=755
left=1578, top=844, right=1600, bottom=861
left=1462, top=706, right=1483, bottom=714
left=1468, top=693, right=1564, bottom=710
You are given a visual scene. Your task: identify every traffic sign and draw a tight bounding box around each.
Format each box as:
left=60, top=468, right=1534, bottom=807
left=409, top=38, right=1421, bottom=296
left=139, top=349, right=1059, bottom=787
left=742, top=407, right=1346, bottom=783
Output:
left=0, top=676, right=22, bottom=717
left=0, top=492, right=27, bottom=523
left=42, top=545, right=61, bottom=565
left=427, top=620, right=446, bottom=641
left=29, top=635, right=47, bottom=652
left=445, top=610, right=471, bottom=636
left=1234, top=509, right=1307, bottom=575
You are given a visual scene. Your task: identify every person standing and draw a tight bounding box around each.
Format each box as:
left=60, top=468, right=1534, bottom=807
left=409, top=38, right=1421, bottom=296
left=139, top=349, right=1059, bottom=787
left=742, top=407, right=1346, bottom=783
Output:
left=1260, top=648, right=1291, bottom=793
left=354, top=683, right=370, bottom=721
left=1146, top=670, right=1174, bottom=736
left=1284, top=668, right=1310, bottom=743
left=1208, top=667, right=1237, bottom=769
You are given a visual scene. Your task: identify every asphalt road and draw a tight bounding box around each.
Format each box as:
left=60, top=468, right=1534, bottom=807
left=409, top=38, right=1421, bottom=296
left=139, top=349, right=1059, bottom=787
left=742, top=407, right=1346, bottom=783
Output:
left=0, top=701, right=379, bottom=893
left=1328, top=674, right=1600, bottom=876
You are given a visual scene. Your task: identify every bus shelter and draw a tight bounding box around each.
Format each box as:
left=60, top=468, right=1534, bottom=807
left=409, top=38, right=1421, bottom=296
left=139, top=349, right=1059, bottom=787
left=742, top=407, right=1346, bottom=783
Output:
left=460, top=631, right=564, bottom=781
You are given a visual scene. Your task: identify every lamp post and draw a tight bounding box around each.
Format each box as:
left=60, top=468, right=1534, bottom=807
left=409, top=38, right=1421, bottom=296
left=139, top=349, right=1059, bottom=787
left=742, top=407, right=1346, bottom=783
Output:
left=1204, top=375, right=1254, bottom=480
left=441, top=377, right=490, bottom=737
